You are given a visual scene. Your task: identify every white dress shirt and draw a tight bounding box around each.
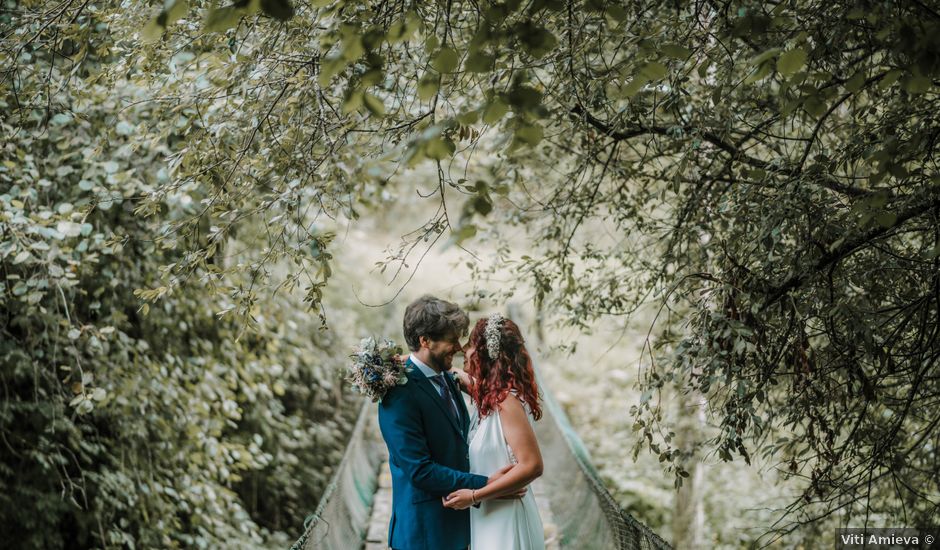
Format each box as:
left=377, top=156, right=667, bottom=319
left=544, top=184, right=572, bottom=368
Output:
left=410, top=353, right=461, bottom=419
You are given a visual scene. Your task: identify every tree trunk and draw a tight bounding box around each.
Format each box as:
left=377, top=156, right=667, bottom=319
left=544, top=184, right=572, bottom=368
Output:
left=672, top=390, right=706, bottom=549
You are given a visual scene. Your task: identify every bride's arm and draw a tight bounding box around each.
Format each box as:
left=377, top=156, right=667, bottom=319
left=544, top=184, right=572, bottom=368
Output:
left=444, top=394, right=542, bottom=508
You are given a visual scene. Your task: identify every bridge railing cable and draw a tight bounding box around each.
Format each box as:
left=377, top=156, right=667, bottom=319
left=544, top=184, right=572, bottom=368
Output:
left=530, top=354, right=672, bottom=550
left=292, top=399, right=385, bottom=550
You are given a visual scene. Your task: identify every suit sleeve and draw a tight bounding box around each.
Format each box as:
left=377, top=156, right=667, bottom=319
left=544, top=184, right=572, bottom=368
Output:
left=378, top=387, right=487, bottom=496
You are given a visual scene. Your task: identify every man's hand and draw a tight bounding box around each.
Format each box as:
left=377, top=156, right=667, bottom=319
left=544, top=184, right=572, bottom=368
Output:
left=486, top=464, right=527, bottom=499
left=442, top=489, right=474, bottom=510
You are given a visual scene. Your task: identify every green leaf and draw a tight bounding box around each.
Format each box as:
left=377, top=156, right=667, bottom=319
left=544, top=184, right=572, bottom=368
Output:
left=318, top=56, right=345, bottom=87
left=166, top=0, right=189, bottom=23
left=260, top=0, right=294, bottom=20
left=424, top=35, right=440, bottom=53
left=622, top=77, right=648, bottom=98
left=340, top=35, right=364, bottom=62
left=662, top=44, right=692, bottom=59
left=472, top=196, right=493, bottom=216
left=386, top=19, right=408, bottom=43
left=508, top=85, right=542, bottom=112
left=142, top=0, right=189, bottom=42
left=803, top=95, right=827, bottom=118
left=431, top=47, right=459, bottom=73
left=639, top=62, right=668, bottom=81
left=844, top=71, right=866, bottom=93
left=749, top=47, right=782, bottom=66
left=607, top=5, right=627, bottom=23
left=141, top=20, right=165, bottom=43
left=341, top=90, right=363, bottom=114
left=363, top=92, right=385, bottom=117
left=518, top=24, right=558, bottom=58
left=464, top=51, right=495, bottom=73
left=878, top=69, right=903, bottom=90
left=359, top=68, right=383, bottom=87
left=744, top=63, right=772, bottom=84
left=888, top=163, right=908, bottom=179
left=417, top=73, right=440, bottom=100
left=457, top=109, right=480, bottom=125
left=875, top=211, right=897, bottom=227
left=776, top=48, right=807, bottom=77
left=514, top=123, right=544, bottom=146
left=381, top=11, right=418, bottom=43
left=404, top=144, right=425, bottom=167
left=453, top=224, right=477, bottom=244
left=780, top=96, right=802, bottom=116
left=902, top=75, right=932, bottom=94
left=404, top=11, right=423, bottom=38
left=425, top=137, right=456, bottom=160
left=205, top=5, right=242, bottom=33
left=482, top=97, right=508, bottom=124
left=866, top=191, right=889, bottom=209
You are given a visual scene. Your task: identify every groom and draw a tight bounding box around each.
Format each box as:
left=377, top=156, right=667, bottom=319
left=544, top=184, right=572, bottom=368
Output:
left=378, top=295, right=511, bottom=550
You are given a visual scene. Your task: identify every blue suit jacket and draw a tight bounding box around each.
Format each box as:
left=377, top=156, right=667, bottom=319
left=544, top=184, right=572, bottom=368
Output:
left=377, top=359, right=488, bottom=550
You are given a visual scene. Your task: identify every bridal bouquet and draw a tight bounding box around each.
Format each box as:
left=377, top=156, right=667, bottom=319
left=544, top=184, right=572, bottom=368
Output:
left=346, top=336, right=407, bottom=402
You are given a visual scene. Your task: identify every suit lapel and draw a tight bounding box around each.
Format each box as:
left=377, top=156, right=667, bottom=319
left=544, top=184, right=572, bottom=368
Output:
left=406, top=362, right=466, bottom=442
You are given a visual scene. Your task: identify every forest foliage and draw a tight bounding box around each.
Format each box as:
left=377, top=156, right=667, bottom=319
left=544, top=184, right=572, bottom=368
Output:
left=0, top=2, right=377, bottom=547
left=2, top=0, right=939, bottom=547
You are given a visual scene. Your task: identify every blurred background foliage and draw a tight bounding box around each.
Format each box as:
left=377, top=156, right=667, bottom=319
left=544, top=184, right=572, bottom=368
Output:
left=2, top=0, right=939, bottom=548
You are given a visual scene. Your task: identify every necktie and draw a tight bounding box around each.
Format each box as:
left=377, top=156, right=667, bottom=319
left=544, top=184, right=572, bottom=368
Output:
left=429, top=374, right=459, bottom=422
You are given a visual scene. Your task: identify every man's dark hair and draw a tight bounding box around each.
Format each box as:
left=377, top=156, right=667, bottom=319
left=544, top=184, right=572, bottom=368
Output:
left=402, top=295, right=470, bottom=351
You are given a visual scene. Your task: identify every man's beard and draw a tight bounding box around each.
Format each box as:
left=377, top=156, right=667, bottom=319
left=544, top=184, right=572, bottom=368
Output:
left=428, top=351, right=450, bottom=371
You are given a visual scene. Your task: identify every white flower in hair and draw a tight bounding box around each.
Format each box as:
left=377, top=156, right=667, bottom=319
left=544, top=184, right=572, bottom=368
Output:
left=484, top=313, right=505, bottom=359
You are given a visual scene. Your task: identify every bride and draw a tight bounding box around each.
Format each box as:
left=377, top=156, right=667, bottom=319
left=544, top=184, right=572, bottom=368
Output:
left=443, top=313, right=546, bottom=550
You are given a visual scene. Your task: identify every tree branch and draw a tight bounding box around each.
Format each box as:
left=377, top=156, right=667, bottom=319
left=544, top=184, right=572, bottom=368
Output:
left=759, top=198, right=940, bottom=311
left=570, top=103, right=876, bottom=197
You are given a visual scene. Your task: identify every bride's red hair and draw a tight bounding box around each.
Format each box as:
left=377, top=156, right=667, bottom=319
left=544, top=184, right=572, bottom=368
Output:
left=465, top=317, right=542, bottom=421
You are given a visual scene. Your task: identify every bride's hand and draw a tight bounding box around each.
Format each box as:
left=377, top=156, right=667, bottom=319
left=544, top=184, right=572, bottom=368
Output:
left=443, top=489, right=475, bottom=510
left=449, top=368, right=474, bottom=393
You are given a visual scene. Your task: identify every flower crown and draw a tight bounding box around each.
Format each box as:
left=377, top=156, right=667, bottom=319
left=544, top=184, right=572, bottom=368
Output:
left=484, top=312, right=505, bottom=359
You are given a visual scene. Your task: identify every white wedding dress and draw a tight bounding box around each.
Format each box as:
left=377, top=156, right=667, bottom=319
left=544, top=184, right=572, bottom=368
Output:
left=468, top=397, right=545, bottom=550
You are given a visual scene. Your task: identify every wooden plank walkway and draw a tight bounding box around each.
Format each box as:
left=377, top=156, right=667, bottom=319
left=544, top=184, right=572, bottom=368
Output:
left=364, top=460, right=560, bottom=549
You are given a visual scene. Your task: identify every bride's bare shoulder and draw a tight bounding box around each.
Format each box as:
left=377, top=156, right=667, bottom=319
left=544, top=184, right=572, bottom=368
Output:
left=496, top=392, right=525, bottom=415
